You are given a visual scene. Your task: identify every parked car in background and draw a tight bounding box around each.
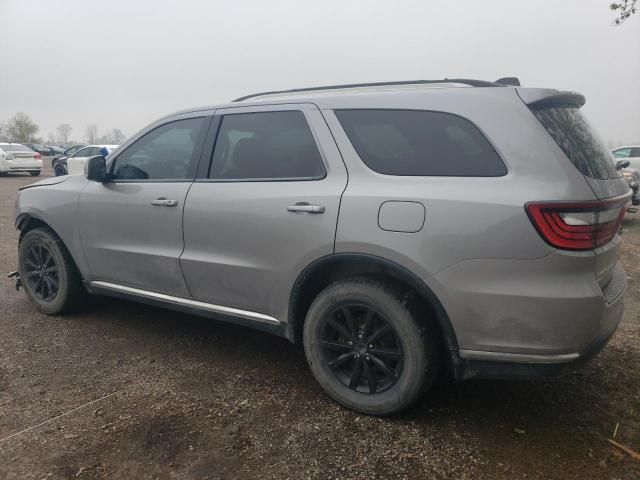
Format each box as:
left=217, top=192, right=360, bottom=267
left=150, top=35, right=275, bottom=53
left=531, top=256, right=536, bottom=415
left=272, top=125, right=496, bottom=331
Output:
left=66, top=145, right=119, bottom=175
left=24, top=143, right=53, bottom=157
left=0, top=143, right=42, bottom=176
left=614, top=159, right=640, bottom=208
left=13, top=79, right=631, bottom=415
left=51, top=144, right=86, bottom=176
left=612, top=146, right=640, bottom=170
left=47, top=145, right=64, bottom=156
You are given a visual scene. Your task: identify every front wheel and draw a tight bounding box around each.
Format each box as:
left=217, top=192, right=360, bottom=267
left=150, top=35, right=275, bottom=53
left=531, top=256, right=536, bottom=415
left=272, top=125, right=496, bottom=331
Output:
left=303, top=278, right=439, bottom=415
left=18, top=228, right=85, bottom=314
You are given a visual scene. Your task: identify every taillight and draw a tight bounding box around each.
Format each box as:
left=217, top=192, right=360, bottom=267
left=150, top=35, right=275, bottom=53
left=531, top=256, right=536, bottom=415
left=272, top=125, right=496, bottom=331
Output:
left=34, top=153, right=41, bottom=160
left=526, top=196, right=629, bottom=251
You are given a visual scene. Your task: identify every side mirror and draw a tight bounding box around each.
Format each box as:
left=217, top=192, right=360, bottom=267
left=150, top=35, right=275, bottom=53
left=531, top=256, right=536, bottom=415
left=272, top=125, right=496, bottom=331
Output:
left=86, top=155, right=108, bottom=181
left=616, top=159, right=630, bottom=170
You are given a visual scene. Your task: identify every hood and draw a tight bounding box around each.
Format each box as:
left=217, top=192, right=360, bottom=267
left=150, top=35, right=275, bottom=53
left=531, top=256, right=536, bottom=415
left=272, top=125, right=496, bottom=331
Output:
left=19, top=175, right=71, bottom=191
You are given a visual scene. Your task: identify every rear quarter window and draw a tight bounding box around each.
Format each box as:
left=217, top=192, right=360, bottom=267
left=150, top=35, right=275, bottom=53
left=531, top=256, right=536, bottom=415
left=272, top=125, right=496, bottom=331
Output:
left=334, top=109, right=506, bottom=177
left=531, top=107, right=620, bottom=180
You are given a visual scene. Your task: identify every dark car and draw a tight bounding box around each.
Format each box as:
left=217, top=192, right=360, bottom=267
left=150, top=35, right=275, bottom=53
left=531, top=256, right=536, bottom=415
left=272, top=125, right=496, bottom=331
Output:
left=51, top=144, right=86, bottom=176
left=47, top=145, right=64, bottom=155
left=24, top=143, right=52, bottom=156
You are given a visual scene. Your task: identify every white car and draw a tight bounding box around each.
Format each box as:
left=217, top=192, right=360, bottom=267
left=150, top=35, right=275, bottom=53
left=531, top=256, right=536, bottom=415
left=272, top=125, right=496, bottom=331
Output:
left=0, top=143, right=42, bottom=176
left=66, top=144, right=119, bottom=176
left=612, top=145, right=640, bottom=170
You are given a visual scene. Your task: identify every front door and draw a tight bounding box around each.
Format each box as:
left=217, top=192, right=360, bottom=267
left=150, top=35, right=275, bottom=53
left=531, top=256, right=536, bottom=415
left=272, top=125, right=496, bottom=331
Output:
left=180, top=104, right=348, bottom=321
left=78, top=114, right=210, bottom=297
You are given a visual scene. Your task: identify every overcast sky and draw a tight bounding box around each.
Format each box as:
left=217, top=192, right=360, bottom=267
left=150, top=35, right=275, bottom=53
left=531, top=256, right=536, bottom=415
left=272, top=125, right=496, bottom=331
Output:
left=1, top=0, right=638, bottom=145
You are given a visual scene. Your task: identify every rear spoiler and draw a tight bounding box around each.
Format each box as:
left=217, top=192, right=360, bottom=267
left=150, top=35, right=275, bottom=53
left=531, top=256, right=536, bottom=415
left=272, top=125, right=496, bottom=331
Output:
left=516, top=88, right=586, bottom=110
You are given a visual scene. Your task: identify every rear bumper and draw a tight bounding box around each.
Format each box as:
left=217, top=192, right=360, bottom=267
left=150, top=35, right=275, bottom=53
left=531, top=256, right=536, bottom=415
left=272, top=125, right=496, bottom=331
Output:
left=458, top=291, right=624, bottom=379
left=432, top=254, right=627, bottom=381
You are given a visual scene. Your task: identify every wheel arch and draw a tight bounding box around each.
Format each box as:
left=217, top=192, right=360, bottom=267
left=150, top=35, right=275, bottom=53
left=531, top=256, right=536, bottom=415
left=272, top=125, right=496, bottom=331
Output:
left=288, top=253, right=462, bottom=374
left=16, top=213, right=85, bottom=279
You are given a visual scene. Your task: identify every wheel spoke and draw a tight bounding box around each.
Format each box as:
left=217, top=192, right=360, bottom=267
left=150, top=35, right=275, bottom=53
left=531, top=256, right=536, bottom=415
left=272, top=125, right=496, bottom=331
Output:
left=44, top=266, right=58, bottom=273
left=327, top=318, right=352, bottom=340
left=35, top=277, right=44, bottom=296
left=341, top=307, right=357, bottom=335
left=44, top=252, right=55, bottom=268
left=362, top=309, right=375, bottom=337
left=48, top=275, right=59, bottom=290
left=25, top=257, right=38, bottom=269
left=42, top=277, right=49, bottom=298
left=369, top=348, right=402, bottom=360
left=328, top=352, right=353, bottom=370
left=349, top=358, right=364, bottom=389
left=44, top=277, right=55, bottom=297
left=369, top=354, right=398, bottom=380
left=368, top=324, right=392, bottom=343
left=26, top=271, right=40, bottom=278
left=321, top=340, right=352, bottom=352
left=363, top=358, right=377, bottom=394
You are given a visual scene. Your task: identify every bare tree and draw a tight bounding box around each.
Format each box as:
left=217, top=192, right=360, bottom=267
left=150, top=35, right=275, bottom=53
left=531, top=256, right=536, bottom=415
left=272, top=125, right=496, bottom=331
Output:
left=611, top=0, right=638, bottom=24
left=6, top=112, right=40, bottom=143
left=111, top=128, right=126, bottom=144
left=47, top=133, right=56, bottom=144
left=85, top=124, right=98, bottom=143
left=56, top=123, right=72, bottom=144
left=0, top=121, right=7, bottom=142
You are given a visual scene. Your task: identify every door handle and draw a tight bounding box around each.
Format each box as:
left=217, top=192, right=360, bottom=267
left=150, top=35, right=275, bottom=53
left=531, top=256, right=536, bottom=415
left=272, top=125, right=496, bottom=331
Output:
left=287, top=203, right=325, bottom=214
left=151, top=198, right=178, bottom=207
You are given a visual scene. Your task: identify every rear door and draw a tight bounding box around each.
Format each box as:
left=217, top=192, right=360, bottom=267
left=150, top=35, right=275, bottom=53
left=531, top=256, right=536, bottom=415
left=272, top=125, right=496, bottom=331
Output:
left=78, top=113, right=210, bottom=297
left=180, top=104, right=347, bottom=322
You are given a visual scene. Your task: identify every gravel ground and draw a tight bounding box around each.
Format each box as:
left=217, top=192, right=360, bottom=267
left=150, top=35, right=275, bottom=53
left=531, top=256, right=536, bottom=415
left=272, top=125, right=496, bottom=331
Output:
left=0, top=165, right=639, bottom=479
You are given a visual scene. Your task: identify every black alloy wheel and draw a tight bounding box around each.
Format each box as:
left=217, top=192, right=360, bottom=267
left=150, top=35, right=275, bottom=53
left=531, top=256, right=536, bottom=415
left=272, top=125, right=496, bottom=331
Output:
left=320, top=304, right=404, bottom=394
left=24, top=244, right=60, bottom=301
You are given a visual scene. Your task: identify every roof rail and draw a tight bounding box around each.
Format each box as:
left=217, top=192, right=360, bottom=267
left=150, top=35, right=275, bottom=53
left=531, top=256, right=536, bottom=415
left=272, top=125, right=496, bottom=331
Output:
left=232, top=78, right=503, bottom=102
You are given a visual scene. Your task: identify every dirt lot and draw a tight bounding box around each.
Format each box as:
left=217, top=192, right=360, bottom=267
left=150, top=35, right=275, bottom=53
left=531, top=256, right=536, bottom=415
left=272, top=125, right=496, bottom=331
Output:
left=0, top=165, right=638, bottom=480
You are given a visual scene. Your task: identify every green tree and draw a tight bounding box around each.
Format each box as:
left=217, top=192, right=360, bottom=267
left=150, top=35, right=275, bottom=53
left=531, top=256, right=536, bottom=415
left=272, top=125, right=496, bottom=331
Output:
left=6, top=112, right=40, bottom=143
left=611, top=0, right=638, bottom=24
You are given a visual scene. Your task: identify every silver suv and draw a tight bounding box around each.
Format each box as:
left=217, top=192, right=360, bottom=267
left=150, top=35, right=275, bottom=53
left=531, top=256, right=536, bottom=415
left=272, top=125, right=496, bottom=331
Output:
left=14, top=79, right=631, bottom=415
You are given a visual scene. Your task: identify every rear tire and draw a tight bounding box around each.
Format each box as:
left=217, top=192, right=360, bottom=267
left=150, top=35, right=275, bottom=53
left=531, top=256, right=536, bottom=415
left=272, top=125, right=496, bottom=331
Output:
left=18, top=227, right=85, bottom=314
left=303, top=277, right=439, bottom=415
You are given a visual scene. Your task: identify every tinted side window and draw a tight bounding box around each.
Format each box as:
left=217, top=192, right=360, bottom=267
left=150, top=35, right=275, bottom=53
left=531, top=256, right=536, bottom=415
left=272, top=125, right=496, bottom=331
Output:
left=209, top=111, right=325, bottom=180
left=630, top=147, right=640, bottom=157
left=74, top=147, right=93, bottom=157
left=112, top=117, right=205, bottom=180
left=335, top=109, right=506, bottom=177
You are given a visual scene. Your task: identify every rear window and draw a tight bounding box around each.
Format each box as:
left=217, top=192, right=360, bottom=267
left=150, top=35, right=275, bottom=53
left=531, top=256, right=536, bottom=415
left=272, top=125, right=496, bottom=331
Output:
left=335, top=109, right=506, bottom=176
left=532, top=107, right=620, bottom=180
left=1, top=144, right=33, bottom=153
